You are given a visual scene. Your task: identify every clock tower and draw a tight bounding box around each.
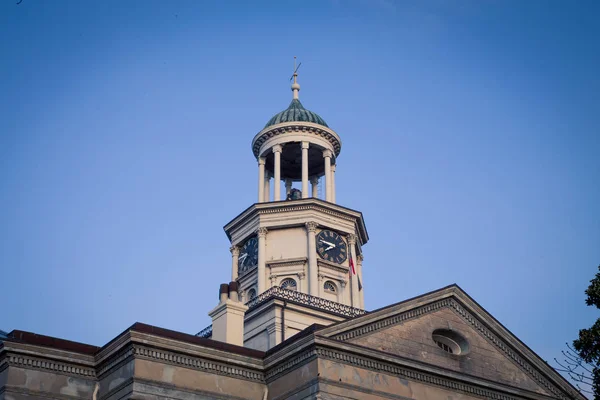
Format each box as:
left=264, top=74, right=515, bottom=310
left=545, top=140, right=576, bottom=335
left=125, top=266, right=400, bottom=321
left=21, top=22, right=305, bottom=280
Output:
left=209, top=67, right=369, bottom=351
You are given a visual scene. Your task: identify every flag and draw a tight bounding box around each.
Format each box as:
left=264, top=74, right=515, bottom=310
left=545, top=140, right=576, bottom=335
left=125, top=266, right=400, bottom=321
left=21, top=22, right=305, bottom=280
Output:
left=349, top=253, right=356, bottom=275
left=358, top=275, right=362, bottom=291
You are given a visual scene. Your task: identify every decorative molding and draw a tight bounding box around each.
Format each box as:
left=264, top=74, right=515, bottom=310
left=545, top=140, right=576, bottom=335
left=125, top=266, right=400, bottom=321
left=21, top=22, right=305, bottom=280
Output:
left=246, top=286, right=366, bottom=318
left=3, top=353, right=96, bottom=378
left=258, top=204, right=357, bottom=231
left=252, top=124, right=341, bottom=159
left=322, top=149, right=333, bottom=158
left=257, top=227, right=268, bottom=238
left=340, top=280, right=347, bottom=288
left=317, top=258, right=350, bottom=274
left=230, top=246, right=239, bottom=256
left=96, top=344, right=134, bottom=378
left=301, top=141, right=309, bottom=150
left=305, top=221, right=318, bottom=232
left=267, top=257, right=307, bottom=269
left=272, top=144, right=283, bottom=153
left=332, top=298, right=571, bottom=400
left=267, top=325, right=279, bottom=335
left=223, top=198, right=369, bottom=247
left=297, top=272, right=306, bottom=279
left=265, top=348, right=318, bottom=381
left=0, top=356, right=8, bottom=374
left=258, top=157, right=266, bottom=165
left=195, top=325, right=213, bottom=339
left=347, top=234, right=357, bottom=245
left=133, top=345, right=264, bottom=383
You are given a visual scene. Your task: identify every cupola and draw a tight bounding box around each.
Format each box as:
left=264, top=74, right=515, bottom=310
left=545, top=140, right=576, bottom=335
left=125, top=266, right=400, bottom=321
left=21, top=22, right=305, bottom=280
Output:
left=251, top=59, right=342, bottom=203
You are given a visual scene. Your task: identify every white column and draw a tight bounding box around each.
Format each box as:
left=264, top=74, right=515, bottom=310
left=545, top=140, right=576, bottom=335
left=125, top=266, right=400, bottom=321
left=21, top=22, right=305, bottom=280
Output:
left=331, top=164, right=336, bottom=203
left=301, top=142, right=309, bottom=198
left=258, top=157, right=265, bottom=203
left=310, top=176, right=319, bottom=198
left=323, top=150, right=332, bottom=202
left=230, top=246, right=239, bottom=281
left=264, top=171, right=271, bottom=202
left=341, top=280, right=349, bottom=306
left=348, top=234, right=359, bottom=308
left=358, top=254, right=364, bottom=309
left=285, top=179, right=292, bottom=197
left=306, top=222, right=319, bottom=296
left=257, top=227, right=268, bottom=294
left=273, top=145, right=282, bottom=201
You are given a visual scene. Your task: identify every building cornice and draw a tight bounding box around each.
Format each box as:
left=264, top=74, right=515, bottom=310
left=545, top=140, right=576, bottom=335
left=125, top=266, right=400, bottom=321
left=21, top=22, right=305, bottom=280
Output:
left=223, top=198, right=369, bottom=246
left=0, top=351, right=96, bottom=378
left=252, top=122, right=342, bottom=159
left=0, top=341, right=96, bottom=367
left=267, top=257, right=307, bottom=269
left=317, top=258, right=349, bottom=274
left=96, top=343, right=135, bottom=378
left=0, top=340, right=96, bottom=378
left=132, top=344, right=264, bottom=383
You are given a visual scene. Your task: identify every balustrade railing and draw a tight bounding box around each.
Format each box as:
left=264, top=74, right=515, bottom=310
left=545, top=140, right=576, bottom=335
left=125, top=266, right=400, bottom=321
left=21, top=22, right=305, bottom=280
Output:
left=246, top=287, right=367, bottom=318
left=195, top=325, right=213, bottom=338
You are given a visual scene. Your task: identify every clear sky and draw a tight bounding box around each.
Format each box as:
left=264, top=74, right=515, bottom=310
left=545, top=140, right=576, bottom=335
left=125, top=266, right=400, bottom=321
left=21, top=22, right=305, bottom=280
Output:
left=1, top=0, right=598, bottom=387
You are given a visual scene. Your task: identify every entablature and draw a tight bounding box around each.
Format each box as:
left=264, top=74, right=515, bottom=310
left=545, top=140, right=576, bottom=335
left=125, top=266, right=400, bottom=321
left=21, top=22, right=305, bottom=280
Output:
left=224, top=198, right=368, bottom=247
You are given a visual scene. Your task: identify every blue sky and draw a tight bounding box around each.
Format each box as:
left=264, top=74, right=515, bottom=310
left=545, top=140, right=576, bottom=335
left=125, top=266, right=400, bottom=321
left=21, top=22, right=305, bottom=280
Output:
left=1, top=0, right=598, bottom=384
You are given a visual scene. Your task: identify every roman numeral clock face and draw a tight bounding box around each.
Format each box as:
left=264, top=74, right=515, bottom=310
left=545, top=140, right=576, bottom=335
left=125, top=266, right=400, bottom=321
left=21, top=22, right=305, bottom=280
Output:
left=316, top=230, right=347, bottom=264
left=238, top=237, right=258, bottom=275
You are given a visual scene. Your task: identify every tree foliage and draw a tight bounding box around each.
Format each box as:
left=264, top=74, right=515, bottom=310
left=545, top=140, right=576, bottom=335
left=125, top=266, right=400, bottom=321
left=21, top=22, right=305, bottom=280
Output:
left=556, top=265, right=600, bottom=398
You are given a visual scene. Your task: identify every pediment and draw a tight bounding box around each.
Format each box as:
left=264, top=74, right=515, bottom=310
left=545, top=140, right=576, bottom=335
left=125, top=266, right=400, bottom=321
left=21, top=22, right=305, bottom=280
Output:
left=318, top=285, right=584, bottom=400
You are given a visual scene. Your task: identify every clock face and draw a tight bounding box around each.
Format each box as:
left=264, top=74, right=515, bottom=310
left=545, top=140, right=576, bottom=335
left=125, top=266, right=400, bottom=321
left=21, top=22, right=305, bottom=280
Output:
left=316, top=230, right=347, bottom=264
left=238, top=237, right=258, bottom=275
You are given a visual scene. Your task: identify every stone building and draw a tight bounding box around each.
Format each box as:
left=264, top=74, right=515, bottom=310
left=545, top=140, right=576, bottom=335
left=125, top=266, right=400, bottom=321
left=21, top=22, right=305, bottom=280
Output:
left=0, top=71, right=585, bottom=400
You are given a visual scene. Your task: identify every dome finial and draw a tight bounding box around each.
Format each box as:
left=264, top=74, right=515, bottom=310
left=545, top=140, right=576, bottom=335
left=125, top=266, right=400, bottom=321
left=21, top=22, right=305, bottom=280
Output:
left=291, top=56, right=301, bottom=100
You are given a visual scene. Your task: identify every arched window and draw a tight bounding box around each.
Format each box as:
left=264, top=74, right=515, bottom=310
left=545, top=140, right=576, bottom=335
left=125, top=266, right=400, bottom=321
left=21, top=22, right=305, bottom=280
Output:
left=247, top=288, right=257, bottom=301
left=324, top=281, right=337, bottom=293
left=280, top=278, right=297, bottom=291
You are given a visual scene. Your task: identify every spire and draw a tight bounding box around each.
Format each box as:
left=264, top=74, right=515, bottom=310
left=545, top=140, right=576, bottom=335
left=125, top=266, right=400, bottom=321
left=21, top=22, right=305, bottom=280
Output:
left=291, top=56, right=301, bottom=100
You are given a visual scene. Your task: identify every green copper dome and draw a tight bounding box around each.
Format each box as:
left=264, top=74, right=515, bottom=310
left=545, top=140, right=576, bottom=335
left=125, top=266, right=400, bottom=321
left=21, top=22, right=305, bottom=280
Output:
left=264, top=99, right=329, bottom=129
